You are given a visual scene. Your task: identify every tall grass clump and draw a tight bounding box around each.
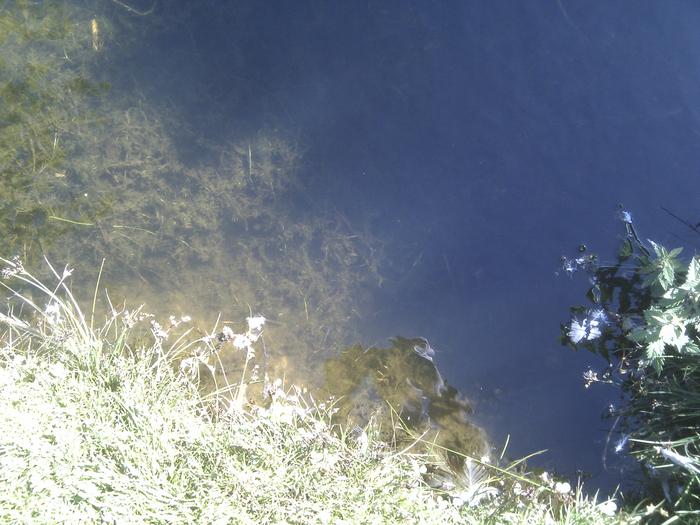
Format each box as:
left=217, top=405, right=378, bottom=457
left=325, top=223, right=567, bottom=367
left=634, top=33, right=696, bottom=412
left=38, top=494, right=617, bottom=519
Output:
left=563, top=208, right=700, bottom=523
left=0, top=256, right=630, bottom=524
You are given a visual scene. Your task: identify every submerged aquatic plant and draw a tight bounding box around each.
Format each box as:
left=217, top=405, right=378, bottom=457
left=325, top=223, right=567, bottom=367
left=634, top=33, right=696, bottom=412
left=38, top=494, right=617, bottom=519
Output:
left=1, top=0, right=386, bottom=397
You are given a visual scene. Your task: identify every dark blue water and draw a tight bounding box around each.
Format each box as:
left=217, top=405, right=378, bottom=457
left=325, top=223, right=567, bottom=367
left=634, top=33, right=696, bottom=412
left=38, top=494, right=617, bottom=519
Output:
left=112, top=1, right=700, bottom=493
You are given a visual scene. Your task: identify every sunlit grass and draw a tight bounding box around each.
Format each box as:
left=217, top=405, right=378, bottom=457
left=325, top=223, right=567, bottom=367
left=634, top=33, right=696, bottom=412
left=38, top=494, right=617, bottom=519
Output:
left=0, top=259, right=634, bottom=524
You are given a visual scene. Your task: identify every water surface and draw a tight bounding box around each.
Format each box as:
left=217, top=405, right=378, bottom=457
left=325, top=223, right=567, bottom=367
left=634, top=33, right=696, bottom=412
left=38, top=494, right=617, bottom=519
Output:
left=5, top=0, right=700, bottom=494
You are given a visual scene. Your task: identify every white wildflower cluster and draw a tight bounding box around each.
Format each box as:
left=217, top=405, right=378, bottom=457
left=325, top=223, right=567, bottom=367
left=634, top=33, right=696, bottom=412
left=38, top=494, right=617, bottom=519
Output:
left=309, top=449, right=340, bottom=472
left=502, top=470, right=578, bottom=517
left=597, top=499, right=618, bottom=517
left=0, top=256, right=24, bottom=280
left=179, top=346, right=215, bottom=381
left=149, top=315, right=193, bottom=345
left=582, top=368, right=599, bottom=389
left=150, top=320, right=169, bottom=344
left=527, top=471, right=572, bottom=496
left=217, top=315, right=266, bottom=362
left=256, top=380, right=310, bottom=425
left=558, top=253, right=597, bottom=278
left=169, top=315, right=191, bottom=327
left=567, top=308, right=609, bottom=344
left=180, top=315, right=266, bottom=387
left=121, top=308, right=150, bottom=329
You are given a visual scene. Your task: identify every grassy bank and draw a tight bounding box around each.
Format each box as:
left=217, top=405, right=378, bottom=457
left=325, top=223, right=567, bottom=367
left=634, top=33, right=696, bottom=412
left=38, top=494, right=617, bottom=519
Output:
left=0, top=258, right=631, bottom=524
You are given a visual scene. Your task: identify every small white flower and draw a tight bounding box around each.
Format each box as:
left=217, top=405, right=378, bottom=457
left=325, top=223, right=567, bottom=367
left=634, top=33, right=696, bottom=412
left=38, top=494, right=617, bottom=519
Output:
left=246, top=315, right=266, bottom=333
left=221, top=326, right=235, bottom=340
left=568, top=317, right=602, bottom=343
left=150, top=320, right=168, bottom=342
left=568, top=319, right=588, bottom=343
left=598, top=499, right=617, bottom=516
left=317, top=509, right=332, bottom=523
left=167, top=315, right=191, bottom=327
left=179, top=356, right=214, bottom=379
left=246, top=315, right=265, bottom=342
left=356, top=430, right=369, bottom=455
left=587, top=319, right=602, bottom=340
left=588, top=308, right=608, bottom=324
left=49, top=362, right=68, bottom=380
left=1, top=256, right=24, bottom=279
left=232, top=333, right=251, bottom=350
left=554, top=481, right=571, bottom=495
left=583, top=369, right=599, bottom=388
left=619, top=209, right=633, bottom=224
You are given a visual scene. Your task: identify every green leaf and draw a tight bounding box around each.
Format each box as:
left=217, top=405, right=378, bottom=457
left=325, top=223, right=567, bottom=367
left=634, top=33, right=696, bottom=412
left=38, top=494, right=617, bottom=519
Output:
left=649, top=240, right=665, bottom=258
left=682, top=257, right=700, bottom=291
left=645, top=339, right=666, bottom=374
left=660, top=264, right=675, bottom=290
left=628, top=326, right=651, bottom=344
left=683, top=342, right=700, bottom=355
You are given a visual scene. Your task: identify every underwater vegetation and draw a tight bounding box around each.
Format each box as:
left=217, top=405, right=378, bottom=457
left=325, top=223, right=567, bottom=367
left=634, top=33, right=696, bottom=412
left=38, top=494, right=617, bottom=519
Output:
left=0, top=0, right=385, bottom=389
left=0, top=1, right=108, bottom=267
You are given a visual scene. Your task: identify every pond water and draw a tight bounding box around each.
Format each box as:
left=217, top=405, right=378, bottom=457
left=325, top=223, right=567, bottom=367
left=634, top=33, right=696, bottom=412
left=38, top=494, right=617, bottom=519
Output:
left=4, top=0, right=700, bottom=495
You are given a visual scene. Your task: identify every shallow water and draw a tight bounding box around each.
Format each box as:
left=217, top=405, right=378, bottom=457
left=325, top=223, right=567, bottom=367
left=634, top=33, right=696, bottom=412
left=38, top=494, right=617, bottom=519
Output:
left=4, top=0, right=700, bottom=494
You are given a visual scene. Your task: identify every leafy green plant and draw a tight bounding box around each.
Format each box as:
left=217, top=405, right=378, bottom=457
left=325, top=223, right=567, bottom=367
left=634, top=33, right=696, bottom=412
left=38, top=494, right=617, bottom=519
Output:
left=563, top=208, right=700, bottom=521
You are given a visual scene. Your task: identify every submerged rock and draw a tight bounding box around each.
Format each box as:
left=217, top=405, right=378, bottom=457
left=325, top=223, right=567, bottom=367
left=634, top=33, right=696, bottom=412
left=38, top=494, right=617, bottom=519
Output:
left=321, top=336, right=489, bottom=468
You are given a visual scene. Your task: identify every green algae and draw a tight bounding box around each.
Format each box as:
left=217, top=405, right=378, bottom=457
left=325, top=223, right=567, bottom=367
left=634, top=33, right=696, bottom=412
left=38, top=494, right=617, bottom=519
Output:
left=0, top=0, right=381, bottom=390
